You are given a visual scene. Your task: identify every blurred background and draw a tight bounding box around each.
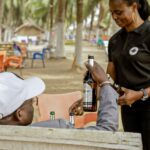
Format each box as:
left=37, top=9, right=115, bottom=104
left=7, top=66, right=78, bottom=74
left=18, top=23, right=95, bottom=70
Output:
left=0, top=0, right=149, bottom=94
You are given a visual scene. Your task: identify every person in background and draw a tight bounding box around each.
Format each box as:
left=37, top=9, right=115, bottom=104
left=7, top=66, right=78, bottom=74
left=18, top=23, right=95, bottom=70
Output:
left=107, top=0, right=150, bottom=149
left=13, top=42, right=22, bottom=56
left=97, top=36, right=104, bottom=49
left=0, top=62, right=119, bottom=131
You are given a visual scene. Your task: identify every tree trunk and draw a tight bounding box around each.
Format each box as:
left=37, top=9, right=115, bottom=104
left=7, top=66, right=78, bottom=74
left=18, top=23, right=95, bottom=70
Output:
left=49, top=0, right=54, bottom=46
left=72, top=0, right=83, bottom=70
left=0, top=0, right=4, bottom=42
left=89, top=9, right=95, bottom=39
left=65, top=0, right=68, bottom=18
left=55, top=0, right=66, bottom=58
left=4, top=0, right=14, bottom=42
left=97, top=1, right=104, bottom=28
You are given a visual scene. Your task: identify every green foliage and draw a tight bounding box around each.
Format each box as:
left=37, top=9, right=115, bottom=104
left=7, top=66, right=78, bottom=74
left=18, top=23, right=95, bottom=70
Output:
left=1, top=0, right=111, bottom=31
left=3, top=0, right=25, bottom=26
left=99, top=0, right=110, bottom=29
left=83, top=0, right=101, bottom=19
left=65, top=0, right=76, bottom=27
left=25, top=0, right=49, bottom=19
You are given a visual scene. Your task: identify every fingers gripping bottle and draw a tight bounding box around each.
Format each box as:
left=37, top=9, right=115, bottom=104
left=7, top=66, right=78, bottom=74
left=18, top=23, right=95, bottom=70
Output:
left=83, top=55, right=97, bottom=112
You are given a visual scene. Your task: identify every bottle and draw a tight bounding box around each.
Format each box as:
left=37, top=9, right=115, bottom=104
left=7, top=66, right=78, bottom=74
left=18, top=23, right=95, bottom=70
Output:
left=69, top=112, right=75, bottom=128
left=83, top=55, right=97, bottom=112
left=113, top=83, right=124, bottom=96
left=50, top=111, right=55, bottom=120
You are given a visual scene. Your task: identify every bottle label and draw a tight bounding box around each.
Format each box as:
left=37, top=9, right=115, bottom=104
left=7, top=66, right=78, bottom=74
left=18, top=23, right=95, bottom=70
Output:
left=50, top=115, right=55, bottom=120
left=69, top=116, right=75, bottom=127
left=83, top=83, right=92, bottom=107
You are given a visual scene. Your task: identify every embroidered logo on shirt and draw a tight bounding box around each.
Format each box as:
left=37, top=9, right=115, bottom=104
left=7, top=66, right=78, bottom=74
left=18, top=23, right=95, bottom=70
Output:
left=129, top=47, right=139, bottom=56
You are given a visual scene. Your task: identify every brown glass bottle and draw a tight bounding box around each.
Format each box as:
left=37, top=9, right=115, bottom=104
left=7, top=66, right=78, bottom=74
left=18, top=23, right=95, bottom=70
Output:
left=83, top=55, right=97, bottom=112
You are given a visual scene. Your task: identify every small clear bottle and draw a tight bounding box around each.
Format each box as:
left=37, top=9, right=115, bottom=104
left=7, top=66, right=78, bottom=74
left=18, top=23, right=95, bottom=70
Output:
left=69, top=112, right=75, bottom=128
left=50, top=111, right=55, bottom=120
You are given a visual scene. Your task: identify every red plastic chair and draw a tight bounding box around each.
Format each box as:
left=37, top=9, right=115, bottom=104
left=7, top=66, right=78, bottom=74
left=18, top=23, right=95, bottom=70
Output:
left=75, top=112, right=97, bottom=128
left=4, top=56, right=23, bottom=75
left=37, top=91, right=82, bottom=121
left=0, top=54, right=5, bottom=72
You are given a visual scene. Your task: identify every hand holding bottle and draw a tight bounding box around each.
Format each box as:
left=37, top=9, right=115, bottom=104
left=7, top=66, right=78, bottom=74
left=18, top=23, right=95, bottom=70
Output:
left=69, top=99, right=83, bottom=116
left=85, top=61, right=108, bottom=85
left=118, top=87, right=143, bottom=106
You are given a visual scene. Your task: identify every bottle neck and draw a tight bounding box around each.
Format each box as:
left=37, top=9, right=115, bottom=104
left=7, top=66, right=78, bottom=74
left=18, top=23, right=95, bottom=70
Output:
left=88, top=58, right=94, bottom=67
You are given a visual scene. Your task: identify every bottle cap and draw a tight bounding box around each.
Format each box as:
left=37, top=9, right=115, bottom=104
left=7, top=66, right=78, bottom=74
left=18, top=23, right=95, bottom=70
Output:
left=69, top=112, right=74, bottom=116
left=88, top=55, right=94, bottom=59
left=50, top=111, right=55, bottom=115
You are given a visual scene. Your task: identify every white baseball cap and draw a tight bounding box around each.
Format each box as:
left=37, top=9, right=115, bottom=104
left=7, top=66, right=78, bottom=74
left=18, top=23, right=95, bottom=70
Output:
left=0, top=72, right=45, bottom=119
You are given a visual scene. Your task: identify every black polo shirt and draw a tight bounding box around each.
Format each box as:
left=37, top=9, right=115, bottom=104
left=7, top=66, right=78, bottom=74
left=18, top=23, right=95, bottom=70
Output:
left=108, top=20, right=150, bottom=91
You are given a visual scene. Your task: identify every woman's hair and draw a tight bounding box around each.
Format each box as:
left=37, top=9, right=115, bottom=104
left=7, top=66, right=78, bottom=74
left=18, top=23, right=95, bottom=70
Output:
left=124, top=0, right=150, bottom=20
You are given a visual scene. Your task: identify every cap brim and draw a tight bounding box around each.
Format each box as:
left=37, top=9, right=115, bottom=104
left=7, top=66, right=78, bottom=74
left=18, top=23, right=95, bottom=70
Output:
left=23, top=77, right=45, bottom=100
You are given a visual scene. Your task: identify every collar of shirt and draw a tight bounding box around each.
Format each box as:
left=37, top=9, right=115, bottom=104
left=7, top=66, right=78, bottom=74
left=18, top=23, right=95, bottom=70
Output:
left=122, top=20, right=149, bottom=35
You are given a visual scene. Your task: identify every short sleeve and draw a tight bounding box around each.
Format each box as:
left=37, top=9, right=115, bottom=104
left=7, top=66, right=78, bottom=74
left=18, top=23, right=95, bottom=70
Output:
left=108, top=40, right=113, bottom=62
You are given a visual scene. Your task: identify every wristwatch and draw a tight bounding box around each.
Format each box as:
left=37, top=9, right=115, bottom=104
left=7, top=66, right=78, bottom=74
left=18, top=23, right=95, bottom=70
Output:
left=140, top=89, right=149, bottom=101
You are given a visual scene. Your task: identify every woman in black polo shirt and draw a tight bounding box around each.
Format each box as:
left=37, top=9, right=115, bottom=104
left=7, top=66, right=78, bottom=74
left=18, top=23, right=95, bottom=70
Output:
left=107, top=0, right=150, bottom=149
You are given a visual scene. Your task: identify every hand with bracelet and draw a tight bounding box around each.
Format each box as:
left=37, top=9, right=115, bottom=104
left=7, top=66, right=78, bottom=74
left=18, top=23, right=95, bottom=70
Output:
left=85, top=61, right=110, bottom=87
left=85, top=61, right=119, bottom=131
left=118, top=87, right=150, bottom=106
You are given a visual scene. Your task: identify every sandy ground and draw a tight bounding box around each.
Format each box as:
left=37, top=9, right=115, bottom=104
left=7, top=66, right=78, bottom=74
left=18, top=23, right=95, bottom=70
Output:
left=8, top=42, right=123, bottom=130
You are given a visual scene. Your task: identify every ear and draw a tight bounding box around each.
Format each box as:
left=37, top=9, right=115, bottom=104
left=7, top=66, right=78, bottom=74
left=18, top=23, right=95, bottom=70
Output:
left=15, top=108, right=24, bottom=122
left=132, top=2, right=138, bottom=11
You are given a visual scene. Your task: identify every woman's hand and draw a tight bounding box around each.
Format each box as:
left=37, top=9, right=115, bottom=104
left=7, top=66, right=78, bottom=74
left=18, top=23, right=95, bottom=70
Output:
left=118, top=87, right=143, bottom=106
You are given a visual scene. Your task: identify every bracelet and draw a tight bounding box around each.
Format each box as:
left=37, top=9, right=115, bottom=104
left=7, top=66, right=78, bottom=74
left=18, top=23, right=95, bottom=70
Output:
left=140, top=89, right=149, bottom=101
left=99, top=81, right=111, bottom=87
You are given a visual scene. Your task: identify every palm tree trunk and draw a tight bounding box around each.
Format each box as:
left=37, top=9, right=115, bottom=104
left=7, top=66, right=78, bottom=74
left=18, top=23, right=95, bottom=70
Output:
left=55, top=0, right=66, bottom=58
left=49, top=0, right=54, bottom=46
left=97, top=1, right=104, bottom=28
left=5, top=0, right=14, bottom=42
left=0, top=0, right=4, bottom=42
left=89, top=9, right=95, bottom=39
left=72, top=0, right=83, bottom=70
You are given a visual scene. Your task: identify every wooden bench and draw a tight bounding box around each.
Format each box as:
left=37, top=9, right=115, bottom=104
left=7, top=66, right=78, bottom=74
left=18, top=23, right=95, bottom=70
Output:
left=0, top=125, right=142, bottom=150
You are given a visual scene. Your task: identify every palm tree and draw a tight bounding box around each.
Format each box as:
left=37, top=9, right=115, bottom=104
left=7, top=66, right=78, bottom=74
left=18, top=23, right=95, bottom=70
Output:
left=0, top=0, right=4, bottom=42
left=65, top=0, right=76, bottom=28
left=83, top=0, right=101, bottom=19
left=49, top=0, right=54, bottom=46
left=2, top=0, right=27, bottom=41
left=55, top=0, right=66, bottom=58
left=24, top=0, right=49, bottom=27
left=97, top=1, right=105, bottom=28
left=89, top=8, right=95, bottom=38
left=3, top=0, right=17, bottom=41
left=72, top=0, right=83, bottom=69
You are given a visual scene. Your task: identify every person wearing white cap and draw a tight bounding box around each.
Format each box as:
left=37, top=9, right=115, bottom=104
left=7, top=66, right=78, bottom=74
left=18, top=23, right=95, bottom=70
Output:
left=0, top=72, right=45, bottom=125
left=0, top=62, right=119, bottom=131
